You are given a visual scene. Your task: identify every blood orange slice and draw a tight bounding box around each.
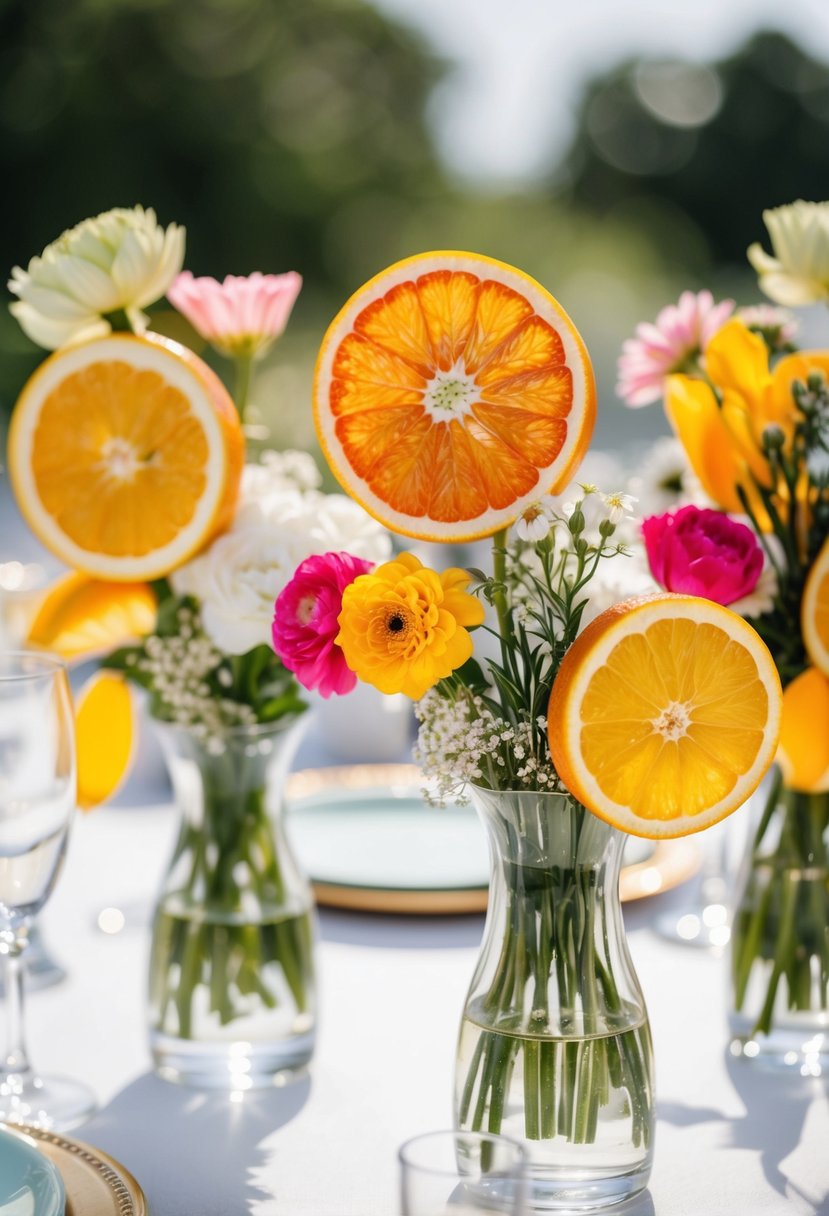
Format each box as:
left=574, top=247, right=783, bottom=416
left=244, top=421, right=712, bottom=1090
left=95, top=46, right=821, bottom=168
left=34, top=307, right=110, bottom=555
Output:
left=314, top=251, right=595, bottom=542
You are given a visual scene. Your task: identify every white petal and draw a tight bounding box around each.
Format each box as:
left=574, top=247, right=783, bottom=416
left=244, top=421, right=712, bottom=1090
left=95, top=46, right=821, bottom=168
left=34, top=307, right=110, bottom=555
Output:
left=14, top=282, right=92, bottom=319
left=54, top=255, right=121, bottom=311
left=110, top=229, right=156, bottom=303
left=9, top=302, right=110, bottom=350
left=757, top=271, right=827, bottom=307
left=134, top=224, right=186, bottom=308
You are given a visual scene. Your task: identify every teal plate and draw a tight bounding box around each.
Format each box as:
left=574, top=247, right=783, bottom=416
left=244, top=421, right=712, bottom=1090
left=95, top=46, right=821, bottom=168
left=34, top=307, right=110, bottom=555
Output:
left=285, top=764, right=700, bottom=915
left=0, top=1125, right=65, bottom=1216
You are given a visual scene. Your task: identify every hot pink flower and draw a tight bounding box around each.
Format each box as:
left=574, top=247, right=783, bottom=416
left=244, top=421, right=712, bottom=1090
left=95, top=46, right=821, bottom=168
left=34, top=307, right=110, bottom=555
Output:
left=617, top=290, right=734, bottom=407
left=642, top=505, right=763, bottom=606
left=272, top=551, right=373, bottom=698
left=168, top=270, right=302, bottom=359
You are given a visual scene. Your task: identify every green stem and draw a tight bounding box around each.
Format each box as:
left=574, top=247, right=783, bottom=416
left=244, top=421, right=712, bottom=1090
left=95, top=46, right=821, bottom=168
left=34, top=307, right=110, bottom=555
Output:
left=234, top=353, right=253, bottom=421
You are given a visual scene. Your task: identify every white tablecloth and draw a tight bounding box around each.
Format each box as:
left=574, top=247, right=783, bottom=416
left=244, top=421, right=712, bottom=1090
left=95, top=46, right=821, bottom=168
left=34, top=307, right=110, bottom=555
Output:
left=29, top=787, right=828, bottom=1216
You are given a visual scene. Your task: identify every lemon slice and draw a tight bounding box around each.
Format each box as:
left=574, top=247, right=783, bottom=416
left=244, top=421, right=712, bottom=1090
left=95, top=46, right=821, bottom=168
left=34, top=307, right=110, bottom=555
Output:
left=75, top=671, right=136, bottom=810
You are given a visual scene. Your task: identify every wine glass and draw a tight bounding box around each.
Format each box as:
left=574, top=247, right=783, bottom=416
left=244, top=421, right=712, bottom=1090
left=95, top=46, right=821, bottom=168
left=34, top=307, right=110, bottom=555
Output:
left=399, top=1130, right=527, bottom=1215
left=0, top=650, right=96, bottom=1129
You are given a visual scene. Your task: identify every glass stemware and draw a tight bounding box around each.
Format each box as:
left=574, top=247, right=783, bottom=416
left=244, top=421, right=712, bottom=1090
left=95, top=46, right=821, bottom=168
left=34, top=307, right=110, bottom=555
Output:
left=399, top=1130, right=527, bottom=1216
left=0, top=651, right=96, bottom=1129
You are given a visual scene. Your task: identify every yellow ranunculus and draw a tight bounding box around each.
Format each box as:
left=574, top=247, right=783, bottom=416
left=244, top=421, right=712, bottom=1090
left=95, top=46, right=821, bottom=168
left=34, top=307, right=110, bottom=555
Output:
left=665, top=319, right=829, bottom=526
left=336, top=551, right=485, bottom=700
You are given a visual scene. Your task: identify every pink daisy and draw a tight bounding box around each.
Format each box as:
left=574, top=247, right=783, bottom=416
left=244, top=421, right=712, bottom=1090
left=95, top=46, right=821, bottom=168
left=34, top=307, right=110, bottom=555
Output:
left=168, top=270, right=302, bottom=359
left=616, top=290, right=734, bottom=408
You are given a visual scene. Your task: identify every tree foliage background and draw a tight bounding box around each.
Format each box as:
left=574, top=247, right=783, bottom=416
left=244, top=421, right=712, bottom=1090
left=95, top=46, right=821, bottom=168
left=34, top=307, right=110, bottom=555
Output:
left=2, top=3, right=829, bottom=454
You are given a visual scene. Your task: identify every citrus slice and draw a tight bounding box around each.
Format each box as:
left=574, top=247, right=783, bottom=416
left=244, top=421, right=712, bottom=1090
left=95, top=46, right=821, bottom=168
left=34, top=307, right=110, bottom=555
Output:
left=777, top=666, right=829, bottom=792
left=27, top=571, right=156, bottom=662
left=802, top=536, right=829, bottom=674
left=75, top=670, right=136, bottom=810
left=547, top=594, right=782, bottom=839
left=314, top=251, right=595, bottom=541
left=8, top=332, right=244, bottom=580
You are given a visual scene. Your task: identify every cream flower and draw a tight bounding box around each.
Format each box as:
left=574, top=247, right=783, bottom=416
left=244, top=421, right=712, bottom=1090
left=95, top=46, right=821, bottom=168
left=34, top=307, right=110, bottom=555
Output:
left=172, top=463, right=390, bottom=655
left=8, top=206, right=185, bottom=350
left=748, top=201, right=829, bottom=306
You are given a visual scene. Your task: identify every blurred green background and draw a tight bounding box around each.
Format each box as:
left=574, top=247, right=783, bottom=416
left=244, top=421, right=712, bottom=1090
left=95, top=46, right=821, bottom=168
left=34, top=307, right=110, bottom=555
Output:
left=4, top=0, right=829, bottom=460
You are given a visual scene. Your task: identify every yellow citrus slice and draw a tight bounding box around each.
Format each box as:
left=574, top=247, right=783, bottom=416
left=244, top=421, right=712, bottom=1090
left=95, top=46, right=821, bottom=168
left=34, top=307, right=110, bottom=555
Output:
left=8, top=332, right=244, bottom=580
left=802, top=536, right=829, bottom=674
left=27, top=571, right=156, bottom=661
left=777, top=666, right=829, bottom=792
left=75, top=671, right=136, bottom=810
left=547, top=594, right=782, bottom=839
left=314, top=251, right=596, bottom=542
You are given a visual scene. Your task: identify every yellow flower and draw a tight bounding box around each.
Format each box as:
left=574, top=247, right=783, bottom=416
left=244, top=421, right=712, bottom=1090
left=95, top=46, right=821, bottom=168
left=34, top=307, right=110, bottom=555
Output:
left=665, top=319, right=829, bottom=524
left=336, top=552, right=485, bottom=699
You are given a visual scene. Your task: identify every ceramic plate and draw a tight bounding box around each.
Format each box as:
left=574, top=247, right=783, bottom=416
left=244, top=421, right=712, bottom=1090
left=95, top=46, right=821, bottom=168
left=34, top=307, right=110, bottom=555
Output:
left=286, top=764, right=700, bottom=914
left=0, top=1126, right=65, bottom=1216
left=2, top=1126, right=146, bottom=1216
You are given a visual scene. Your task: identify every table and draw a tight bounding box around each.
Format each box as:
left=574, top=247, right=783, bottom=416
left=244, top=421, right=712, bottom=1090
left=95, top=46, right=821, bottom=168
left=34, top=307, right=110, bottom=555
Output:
left=29, top=751, right=829, bottom=1216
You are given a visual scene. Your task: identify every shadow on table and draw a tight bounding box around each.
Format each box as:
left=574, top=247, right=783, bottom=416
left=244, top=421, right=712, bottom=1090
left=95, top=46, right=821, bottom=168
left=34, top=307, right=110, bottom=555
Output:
left=660, top=1055, right=828, bottom=1214
left=81, top=1069, right=310, bottom=1213
left=318, top=907, right=485, bottom=949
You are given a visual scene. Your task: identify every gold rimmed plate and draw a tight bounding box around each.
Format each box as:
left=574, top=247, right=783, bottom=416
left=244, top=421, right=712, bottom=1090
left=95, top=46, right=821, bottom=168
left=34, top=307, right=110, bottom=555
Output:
left=286, top=764, right=700, bottom=915
left=2, top=1124, right=147, bottom=1216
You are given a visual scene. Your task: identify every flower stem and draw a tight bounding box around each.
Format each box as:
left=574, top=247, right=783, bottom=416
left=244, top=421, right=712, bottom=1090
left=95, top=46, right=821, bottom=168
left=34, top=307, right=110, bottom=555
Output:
left=234, top=353, right=253, bottom=422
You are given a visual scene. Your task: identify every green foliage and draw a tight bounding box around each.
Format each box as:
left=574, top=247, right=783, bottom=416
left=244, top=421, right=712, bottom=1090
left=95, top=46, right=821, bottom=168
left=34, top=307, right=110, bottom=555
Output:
left=0, top=0, right=449, bottom=411
left=559, top=31, right=829, bottom=271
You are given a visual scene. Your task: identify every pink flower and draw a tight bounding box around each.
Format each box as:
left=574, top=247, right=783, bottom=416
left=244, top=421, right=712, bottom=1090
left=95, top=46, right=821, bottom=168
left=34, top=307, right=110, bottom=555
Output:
left=272, top=551, right=373, bottom=698
left=617, top=290, right=734, bottom=407
left=167, top=270, right=302, bottom=359
left=642, top=505, right=763, bottom=606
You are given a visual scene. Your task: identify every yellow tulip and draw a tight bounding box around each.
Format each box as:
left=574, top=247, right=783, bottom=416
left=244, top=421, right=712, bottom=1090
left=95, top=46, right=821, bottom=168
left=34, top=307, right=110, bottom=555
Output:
left=665, top=319, right=829, bottom=528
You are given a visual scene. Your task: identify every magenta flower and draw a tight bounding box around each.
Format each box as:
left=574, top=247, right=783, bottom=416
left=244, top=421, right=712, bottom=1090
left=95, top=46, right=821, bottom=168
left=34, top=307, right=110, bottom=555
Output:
left=617, top=290, right=734, bottom=407
left=167, top=270, right=302, bottom=359
left=272, top=551, right=373, bottom=698
left=642, top=505, right=764, bottom=606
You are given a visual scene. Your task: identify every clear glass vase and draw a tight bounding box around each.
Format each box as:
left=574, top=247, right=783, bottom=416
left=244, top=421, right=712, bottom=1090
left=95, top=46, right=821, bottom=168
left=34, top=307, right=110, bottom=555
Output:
left=148, top=717, right=316, bottom=1088
left=455, top=786, right=654, bottom=1212
left=730, top=770, right=829, bottom=1075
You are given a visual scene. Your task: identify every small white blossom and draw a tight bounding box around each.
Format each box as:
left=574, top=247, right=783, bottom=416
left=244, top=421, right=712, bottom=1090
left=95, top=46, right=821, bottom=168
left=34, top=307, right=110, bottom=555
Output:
left=601, top=491, right=637, bottom=524
left=515, top=497, right=556, bottom=541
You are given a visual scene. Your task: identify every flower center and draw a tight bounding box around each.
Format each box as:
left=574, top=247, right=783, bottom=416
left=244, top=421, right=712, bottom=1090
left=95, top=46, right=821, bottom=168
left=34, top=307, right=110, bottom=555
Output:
left=653, top=701, right=691, bottom=740
left=422, top=361, right=478, bottom=421
left=296, top=595, right=317, bottom=625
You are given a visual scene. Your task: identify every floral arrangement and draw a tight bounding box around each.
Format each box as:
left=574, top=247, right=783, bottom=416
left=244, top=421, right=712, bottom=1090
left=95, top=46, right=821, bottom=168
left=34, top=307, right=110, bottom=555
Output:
left=7, top=205, right=390, bottom=1047
left=617, top=198, right=829, bottom=1050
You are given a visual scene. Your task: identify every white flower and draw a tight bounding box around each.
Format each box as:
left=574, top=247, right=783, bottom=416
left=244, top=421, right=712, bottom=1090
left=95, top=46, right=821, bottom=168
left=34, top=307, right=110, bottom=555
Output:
left=601, top=491, right=637, bottom=524
left=626, top=436, right=709, bottom=520
left=747, top=201, right=829, bottom=306
left=8, top=206, right=185, bottom=350
left=729, top=556, right=779, bottom=619
left=172, top=524, right=301, bottom=655
left=515, top=497, right=556, bottom=541
left=235, top=450, right=323, bottom=527
left=172, top=471, right=390, bottom=655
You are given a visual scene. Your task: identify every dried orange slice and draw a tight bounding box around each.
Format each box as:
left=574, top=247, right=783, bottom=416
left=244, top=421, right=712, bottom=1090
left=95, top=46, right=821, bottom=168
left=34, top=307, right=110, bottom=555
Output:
left=548, top=594, right=782, bottom=839
left=776, top=666, right=829, bottom=792
left=314, top=251, right=595, bottom=541
left=802, top=536, right=829, bottom=674
left=27, top=571, right=156, bottom=661
left=8, top=333, right=244, bottom=580
left=75, top=670, right=136, bottom=810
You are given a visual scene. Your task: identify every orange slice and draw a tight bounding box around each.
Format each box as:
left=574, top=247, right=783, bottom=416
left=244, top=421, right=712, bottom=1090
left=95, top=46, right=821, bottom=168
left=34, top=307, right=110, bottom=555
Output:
left=777, top=666, right=829, bottom=792
left=314, top=251, right=595, bottom=541
left=75, top=670, right=136, bottom=810
left=8, top=332, right=244, bottom=580
left=802, top=536, right=829, bottom=674
left=548, top=594, right=782, bottom=839
left=27, top=571, right=156, bottom=661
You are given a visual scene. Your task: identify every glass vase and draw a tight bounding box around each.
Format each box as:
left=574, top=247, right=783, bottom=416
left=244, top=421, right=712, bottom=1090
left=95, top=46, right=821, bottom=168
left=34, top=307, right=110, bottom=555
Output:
left=455, top=786, right=654, bottom=1212
left=148, top=717, right=316, bottom=1088
left=730, top=770, right=829, bottom=1075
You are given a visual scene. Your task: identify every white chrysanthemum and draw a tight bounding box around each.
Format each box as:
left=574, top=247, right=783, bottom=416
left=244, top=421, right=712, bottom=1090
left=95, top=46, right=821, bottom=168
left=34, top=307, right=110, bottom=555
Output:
left=748, top=200, right=829, bottom=306
left=8, top=206, right=185, bottom=350
left=626, top=436, right=711, bottom=521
